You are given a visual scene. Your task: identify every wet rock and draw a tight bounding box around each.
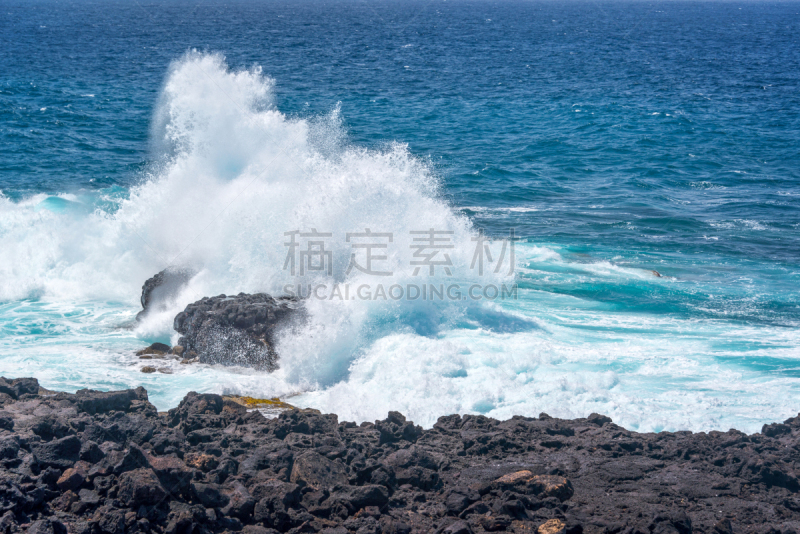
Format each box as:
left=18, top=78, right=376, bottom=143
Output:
left=137, top=342, right=171, bottom=356
left=137, top=268, right=194, bottom=320
left=173, top=293, right=301, bottom=370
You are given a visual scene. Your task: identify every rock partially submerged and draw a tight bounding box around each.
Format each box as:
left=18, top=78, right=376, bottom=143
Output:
left=173, top=293, right=301, bottom=371
left=1, top=377, right=800, bottom=532
left=136, top=268, right=194, bottom=321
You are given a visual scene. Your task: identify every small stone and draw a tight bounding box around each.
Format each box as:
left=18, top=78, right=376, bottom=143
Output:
left=0, top=512, right=17, bottom=533
left=191, top=482, right=229, bottom=509
left=57, top=467, right=85, bottom=491
left=443, top=520, right=473, bottom=534
left=713, top=519, right=733, bottom=534
left=492, top=472, right=573, bottom=502
left=538, top=519, right=566, bottom=534
left=171, top=345, right=185, bottom=356
left=530, top=475, right=574, bottom=501
left=26, top=519, right=58, bottom=534
left=136, top=343, right=171, bottom=356
left=52, top=490, right=79, bottom=512
left=185, top=452, right=219, bottom=471
left=494, top=470, right=534, bottom=486
left=79, top=488, right=101, bottom=505
left=141, top=366, right=156, bottom=373
left=157, top=367, right=173, bottom=374
left=117, top=468, right=166, bottom=507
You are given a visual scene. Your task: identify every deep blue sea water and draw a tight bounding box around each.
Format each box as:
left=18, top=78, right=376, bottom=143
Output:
left=1, top=0, right=799, bottom=432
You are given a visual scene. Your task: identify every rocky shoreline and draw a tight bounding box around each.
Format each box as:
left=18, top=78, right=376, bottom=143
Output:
left=1, top=376, right=799, bottom=534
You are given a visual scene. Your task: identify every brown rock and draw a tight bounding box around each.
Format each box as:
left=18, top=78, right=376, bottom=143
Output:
left=537, top=519, right=566, bottom=534
left=141, top=366, right=156, bottom=373
left=185, top=452, right=219, bottom=471
left=529, top=475, right=573, bottom=501
left=136, top=343, right=171, bottom=356
left=494, top=470, right=534, bottom=485
left=145, top=453, right=194, bottom=494
left=492, top=471, right=573, bottom=502
left=56, top=467, right=85, bottom=491
left=52, top=490, right=79, bottom=511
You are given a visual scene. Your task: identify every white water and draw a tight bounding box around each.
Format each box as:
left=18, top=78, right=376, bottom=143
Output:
left=1, top=52, right=799, bottom=434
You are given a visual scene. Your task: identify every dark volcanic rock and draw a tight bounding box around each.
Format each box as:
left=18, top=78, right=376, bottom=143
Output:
left=290, top=451, right=348, bottom=489
left=0, top=376, right=39, bottom=399
left=173, top=293, right=301, bottom=370
left=72, top=386, right=149, bottom=415
left=2, top=376, right=800, bottom=533
left=137, top=268, right=194, bottom=320
left=117, top=468, right=167, bottom=507
left=32, top=435, right=81, bottom=469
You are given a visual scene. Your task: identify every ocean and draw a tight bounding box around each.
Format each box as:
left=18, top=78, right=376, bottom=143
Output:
left=1, top=0, right=799, bottom=433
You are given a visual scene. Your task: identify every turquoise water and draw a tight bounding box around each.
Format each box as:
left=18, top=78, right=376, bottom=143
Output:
left=1, top=0, right=799, bottom=432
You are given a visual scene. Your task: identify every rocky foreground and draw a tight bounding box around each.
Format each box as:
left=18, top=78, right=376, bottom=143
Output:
left=1, top=377, right=799, bottom=534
